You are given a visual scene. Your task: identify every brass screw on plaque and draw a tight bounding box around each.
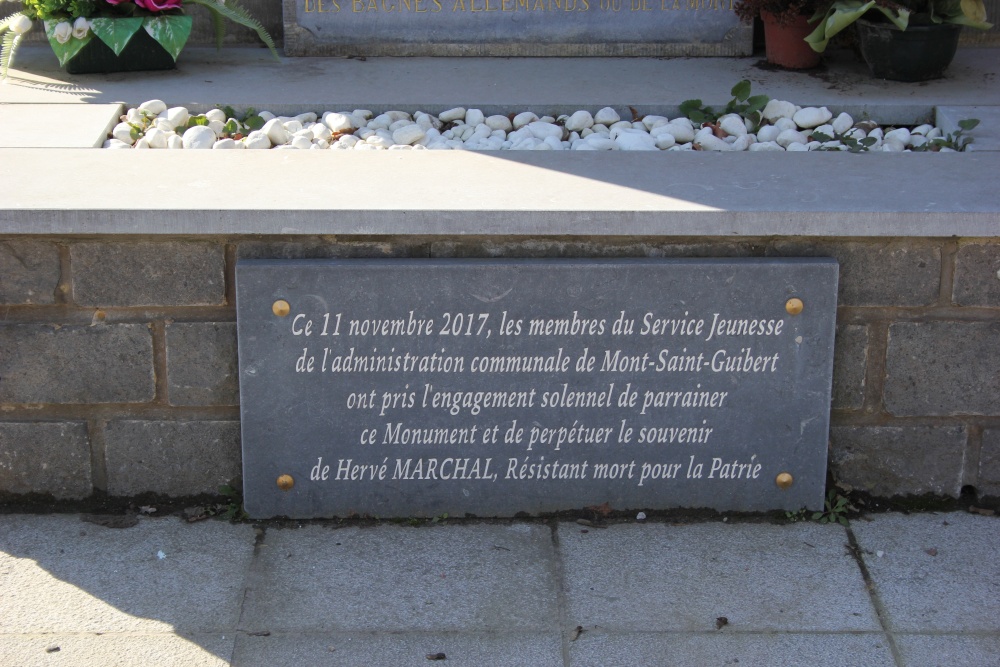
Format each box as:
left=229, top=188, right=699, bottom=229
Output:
left=272, top=299, right=291, bottom=317
left=775, top=472, right=794, bottom=490
left=277, top=474, right=294, bottom=491
left=785, top=298, right=804, bottom=315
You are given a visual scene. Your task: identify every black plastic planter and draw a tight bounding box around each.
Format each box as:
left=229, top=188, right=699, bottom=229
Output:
left=64, top=28, right=177, bottom=75
left=856, top=18, right=962, bottom=82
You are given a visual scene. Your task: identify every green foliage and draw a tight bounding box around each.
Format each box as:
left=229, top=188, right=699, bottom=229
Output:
left=216, top=484, right=249, bottom=522
left=186, top=0, right=279, bottom=60
left=679, top=80, right=769, bottom=130
left=805, top=0, right=991, bottom=53
left=810, top=129, right=879, bottom=152
left=911, top=117, right=980, bottom=151
left=812, top=490, right=851, bottom=525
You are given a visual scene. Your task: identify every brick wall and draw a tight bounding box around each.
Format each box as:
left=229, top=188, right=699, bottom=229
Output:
left=1, top=236, right=998, bottom=503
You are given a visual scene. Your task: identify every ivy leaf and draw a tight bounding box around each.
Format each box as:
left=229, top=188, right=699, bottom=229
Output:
left=90, top=16, right=143, bottom=56
left=746, top=95, right=769, bottom=113
left=730, top=79, right=751, bottom=102
left=243, top=114, right=264, bottom=131
left=143, top=15, right=191, bottom=61
left=958, top=118, right=980, bottom=131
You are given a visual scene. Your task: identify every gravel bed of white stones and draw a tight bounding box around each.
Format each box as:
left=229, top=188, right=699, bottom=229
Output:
left=106, top=98, right=964, bottom=152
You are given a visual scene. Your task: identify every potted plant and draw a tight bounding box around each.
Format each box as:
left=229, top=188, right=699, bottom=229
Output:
left=805, top=0, right=992, bottom=81
left=1, top=0, right=277, bottom=79
left=735, top=0, right=826, bottom=69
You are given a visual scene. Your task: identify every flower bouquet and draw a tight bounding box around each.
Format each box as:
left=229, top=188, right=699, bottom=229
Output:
left=1, top=0, right=277, bottom=78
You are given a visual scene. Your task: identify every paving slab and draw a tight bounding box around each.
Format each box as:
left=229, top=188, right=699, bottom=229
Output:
left=231, top=631, right=563, bottom=666
left=239, top=523, right=560, bottom=632
left=566, top=630, right=896, bottom=667
left=0, top=103, right=121, bottom=148
left=558, top=521, right=879, bottom=633
left=894, top=633, right=1000, bottom=667
left=0, top=515, right=255, bottom=634
left=851, top=512, right=1000, bottom=633
left=3, top=46, right=1000, bottom=116
left=0, top=634, right=234, bottom=667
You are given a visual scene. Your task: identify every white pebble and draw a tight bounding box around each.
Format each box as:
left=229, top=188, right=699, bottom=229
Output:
left=774, top=117, right=798, bottom=132
left=565, top=110, right=594, bottom=132
left=205, top=108, right=227, bottom=123
left=762, top=99, right=797, bottom=122
left=786, top=142, right=809, bottom=152
left=112, top=122, right=135, bottom=144
left=527, top=121, right=564, bottom=141
left=832, top=112, right=854, bottom=134
left=777, top=129, right=809, bottom=148
left=485, top=115, right=513, bottom=132
left=465, top=109, right=485, bottom=127
left=719, top=114, right=747, bottom=137
left=262, top=118, right=290, bottom=146
left=884, top=128, right=911, bottom=146
left=213, top=138, right=237, bottom=149
left=323, top=112, right=354, bottom=133
left=243, top=131, right=271, bottom=149
left=392, top=124, right=426, bottom=146
left=144, top=127, right=168, bottom=149
left=749, top=141, right=784, bottom=152
left=438, top=107, right=466, bottom=122
left=167, top=135, right=183, bottom=150
left=138, top=99, right=167, bottom=116
left=512, top=112, right=538, bottom=129
left=594, top=106, right=620, bottom=125
left=181, top=125, right=216, bottom=149
left=793, top=107, right=833, bottom=129
left=612, top=128, right=658, bottom=151
left=134, top=137, right=151, bottom=150
left=756, top=125, right=781, bottom=143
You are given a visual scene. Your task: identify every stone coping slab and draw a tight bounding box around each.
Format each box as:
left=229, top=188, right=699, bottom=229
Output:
left=1, top=149, right=998, bottom=237
left=1, top=47, right=998, bottom=239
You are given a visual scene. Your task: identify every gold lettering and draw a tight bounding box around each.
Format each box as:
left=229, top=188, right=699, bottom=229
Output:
left=470, top=0, right=482, bottom=11
left=453, top=0, right=466, bottom=9
left=433, top=0, right=442, bottom=9
left=321, top=0, right=341, bottom=10
left=352, top=0, right=363, bottom=10
left=415, top=0, right=428, bottom=10
left=518, top=0, right=528, bottom=8
left=401, top=0, right=411, bottom=9
left=580, top=0, right=588, bottom=8
left=304, top=0, right=315, bottom=12
left=485, top=0, right=497, bottom=10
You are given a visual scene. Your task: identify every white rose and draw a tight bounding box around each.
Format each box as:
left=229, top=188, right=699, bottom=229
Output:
left=72, top=16, right=89, bottom=39
left=53, top=20, right=72, bottom=44
left=10, top=14, right=33, bottom=35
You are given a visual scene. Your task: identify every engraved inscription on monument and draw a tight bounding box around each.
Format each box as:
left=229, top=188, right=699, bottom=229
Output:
left=283, top=0, right=752, bottom=57
left=237, top=258, right=838, bottom=519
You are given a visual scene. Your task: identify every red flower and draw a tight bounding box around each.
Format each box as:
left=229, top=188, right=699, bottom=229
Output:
left=135, top=0, right=183, bottom=10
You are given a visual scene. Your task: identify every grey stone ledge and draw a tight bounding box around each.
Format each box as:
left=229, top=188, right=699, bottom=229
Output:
left=2, top=47, right=999, bottom=238
left=1, top=150, right=998, bottom=237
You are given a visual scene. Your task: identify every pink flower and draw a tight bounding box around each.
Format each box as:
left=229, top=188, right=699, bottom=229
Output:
left=135, top=0, right=183, bottom=10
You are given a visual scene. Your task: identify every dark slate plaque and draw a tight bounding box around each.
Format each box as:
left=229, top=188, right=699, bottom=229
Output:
left=237, top=258, right=838, bottom=518
left=283, top=0, right=752, bottom=56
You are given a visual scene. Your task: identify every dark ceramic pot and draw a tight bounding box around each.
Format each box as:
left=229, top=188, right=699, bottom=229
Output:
left=856, top=17, right=962, bottom=82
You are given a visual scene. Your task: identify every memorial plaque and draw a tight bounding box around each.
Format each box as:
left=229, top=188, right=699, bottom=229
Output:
left=283, top=0, right=751, bottom=57
left=237, top=258, right=838, bottom=519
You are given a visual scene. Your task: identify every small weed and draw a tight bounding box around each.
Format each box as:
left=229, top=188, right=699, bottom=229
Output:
left=679, top=79, right=769, bottom=130
left=216, top=485, right=249, bottom=522
left=812, top=490, right=851, bottom=526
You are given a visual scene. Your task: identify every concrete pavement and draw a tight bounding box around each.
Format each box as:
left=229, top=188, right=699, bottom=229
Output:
left=1, top=511, right=997, bottom=666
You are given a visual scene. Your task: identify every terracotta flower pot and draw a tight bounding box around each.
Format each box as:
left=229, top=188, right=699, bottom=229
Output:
left=761, top=11, right=822, bottom=70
